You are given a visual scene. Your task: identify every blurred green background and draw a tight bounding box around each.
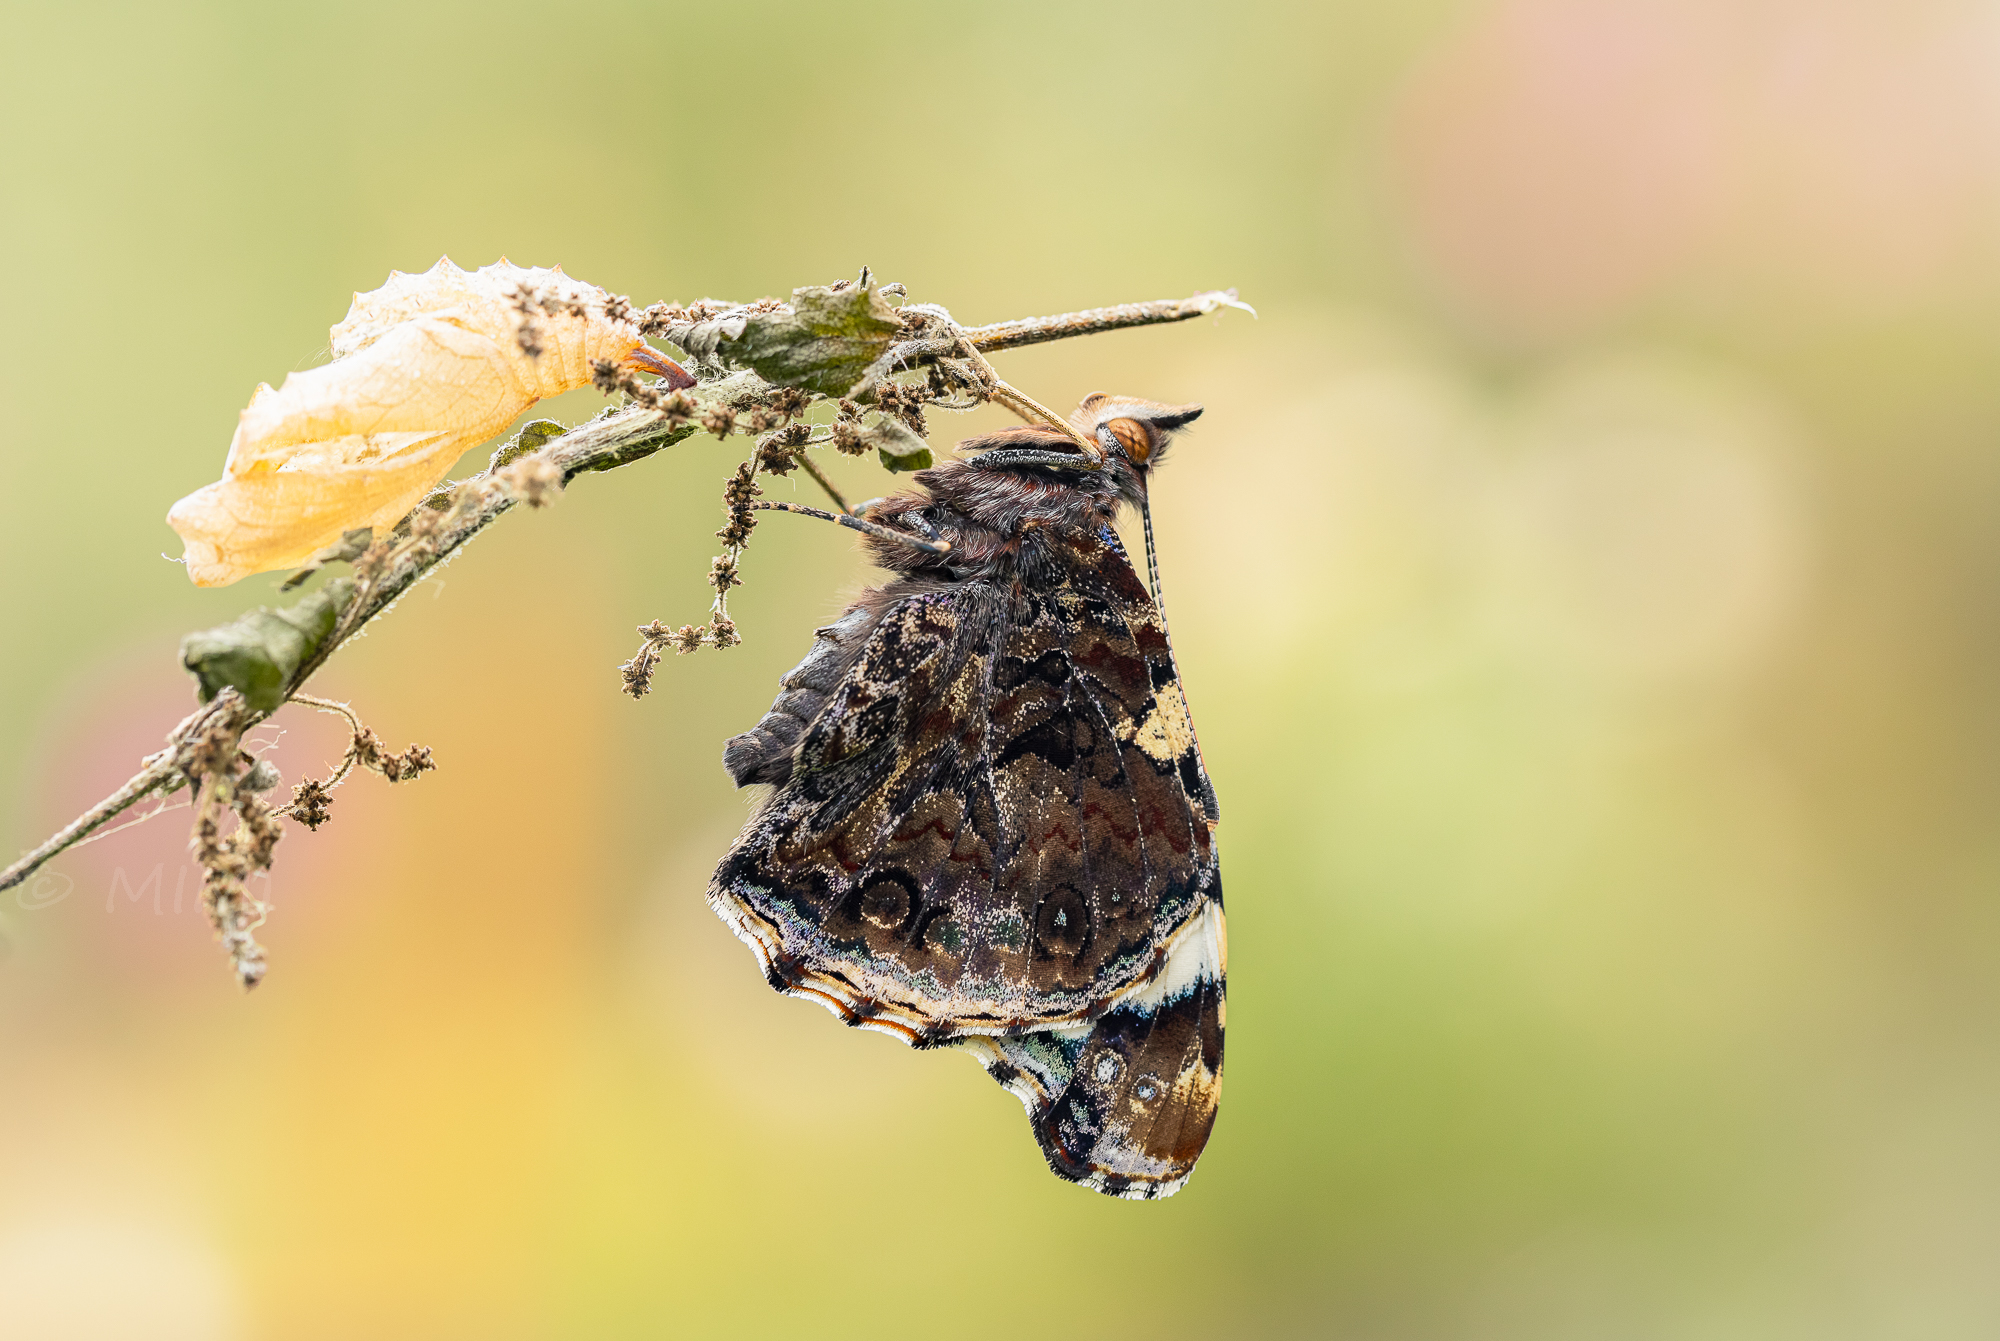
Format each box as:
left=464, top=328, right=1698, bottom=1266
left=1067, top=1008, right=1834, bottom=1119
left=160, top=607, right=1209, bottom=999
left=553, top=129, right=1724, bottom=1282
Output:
left=7, top=0, right=2000, bottom=1336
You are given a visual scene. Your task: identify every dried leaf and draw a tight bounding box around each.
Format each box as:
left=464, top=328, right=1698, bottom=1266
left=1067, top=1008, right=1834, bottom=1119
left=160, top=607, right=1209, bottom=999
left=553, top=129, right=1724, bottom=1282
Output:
left=181, top=579, right=356, bottom=712
left=168, top=259, right=672, bottom=587
left=862, top=416, right=934, bottom=472
left=693, top=278, right=903, bottom=397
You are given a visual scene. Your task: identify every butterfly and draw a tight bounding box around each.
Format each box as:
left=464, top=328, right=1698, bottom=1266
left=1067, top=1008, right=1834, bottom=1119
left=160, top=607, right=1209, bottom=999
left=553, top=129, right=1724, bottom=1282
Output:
left=708, top=392, right=1223, bottom=1199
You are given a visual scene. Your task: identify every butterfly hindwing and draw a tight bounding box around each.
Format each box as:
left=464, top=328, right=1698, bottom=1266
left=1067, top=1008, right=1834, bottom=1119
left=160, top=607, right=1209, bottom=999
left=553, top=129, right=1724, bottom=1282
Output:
left=963, top=896, right=1226, bottom=1199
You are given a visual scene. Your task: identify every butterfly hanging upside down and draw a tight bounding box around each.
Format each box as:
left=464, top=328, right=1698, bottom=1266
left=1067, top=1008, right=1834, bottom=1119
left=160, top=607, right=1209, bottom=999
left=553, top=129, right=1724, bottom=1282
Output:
left=708, top=391, right=1224, bottom=1199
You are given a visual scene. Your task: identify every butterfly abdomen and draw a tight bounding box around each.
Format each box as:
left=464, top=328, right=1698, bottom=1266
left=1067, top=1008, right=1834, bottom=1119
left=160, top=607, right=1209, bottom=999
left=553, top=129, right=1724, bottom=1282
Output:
left=722, top=605, right=878, bottom=787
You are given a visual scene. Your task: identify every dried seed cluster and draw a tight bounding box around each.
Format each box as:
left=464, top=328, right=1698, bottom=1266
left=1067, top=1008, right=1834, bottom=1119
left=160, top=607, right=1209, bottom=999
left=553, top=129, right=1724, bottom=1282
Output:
left=497, top=456, right=563, bottom=509
left=874, top=379, right=929, bottom=438
left=354, top=728, right=436, bottom=784
left=288, top=777, right=334, bottom=831
left=591, top=358, right=702, bottom=430
left=272, top=699, right=437, bottom=838
left=756, top=422, right=813, bottom=475
left=832, top=399, right=867, bottom=456
left=619, top=613, right=741, bottom=697
left=717, top=460, right=762, bottom=548
left=510, top=284, right=547, bottom=359
left=621, top=445, right=769, bottom=692
left=510, top=279, right=610, bottom=360
left=182, top=724, right=283, bottom=990
left=709, top=554, right=741, bottom=594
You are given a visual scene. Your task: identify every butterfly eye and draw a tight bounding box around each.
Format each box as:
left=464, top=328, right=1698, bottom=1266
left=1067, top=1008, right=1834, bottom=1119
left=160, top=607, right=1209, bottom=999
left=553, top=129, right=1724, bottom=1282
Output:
left=1103, top=417, right=1153, bottom=464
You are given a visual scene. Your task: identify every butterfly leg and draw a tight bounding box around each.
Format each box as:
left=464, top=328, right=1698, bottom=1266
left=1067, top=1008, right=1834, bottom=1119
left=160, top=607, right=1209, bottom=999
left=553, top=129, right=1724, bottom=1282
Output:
left=965, top=448, right=1103, bottom=475
left=749, top=501, right=951, bottom=554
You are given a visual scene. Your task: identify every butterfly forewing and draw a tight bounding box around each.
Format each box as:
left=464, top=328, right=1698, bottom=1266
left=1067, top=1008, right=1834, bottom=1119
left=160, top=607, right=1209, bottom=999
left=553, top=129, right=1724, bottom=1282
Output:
left=711, top=528, right=1214, bottom=1031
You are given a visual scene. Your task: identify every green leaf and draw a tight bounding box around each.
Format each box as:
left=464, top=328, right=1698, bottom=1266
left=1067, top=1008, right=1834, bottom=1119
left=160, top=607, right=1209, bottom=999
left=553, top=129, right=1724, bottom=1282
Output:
left=488, top=418, right=568, bottom=471
left=180, top=579, right=356, bottom=713
left=719, top=278, right=903, bottom=397
left=862, top=417, right=934, bottom=472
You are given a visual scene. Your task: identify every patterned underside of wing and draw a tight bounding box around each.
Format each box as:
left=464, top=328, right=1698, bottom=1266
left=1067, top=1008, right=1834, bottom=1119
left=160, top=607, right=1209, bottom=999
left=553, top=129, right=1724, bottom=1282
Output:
left=708, top=526, right=1219, bottom=1041
left=962, top=897, right=1226, bottom=1198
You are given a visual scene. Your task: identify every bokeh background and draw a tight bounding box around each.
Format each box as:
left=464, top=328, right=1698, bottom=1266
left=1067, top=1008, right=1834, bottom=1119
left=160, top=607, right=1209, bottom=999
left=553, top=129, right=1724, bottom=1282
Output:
left=5, top=0, right=2000, bottom=1336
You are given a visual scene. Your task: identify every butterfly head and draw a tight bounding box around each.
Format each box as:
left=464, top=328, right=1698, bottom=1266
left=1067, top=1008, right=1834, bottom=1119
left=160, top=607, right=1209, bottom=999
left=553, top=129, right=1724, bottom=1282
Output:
left=1074, top=393, right=1203, bottom=504
left=945, top=393, right=1204, bottom=529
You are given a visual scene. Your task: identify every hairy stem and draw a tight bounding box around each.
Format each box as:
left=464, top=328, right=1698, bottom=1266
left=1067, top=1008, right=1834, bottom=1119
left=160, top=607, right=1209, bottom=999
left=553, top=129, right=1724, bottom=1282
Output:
left=959, top=289, right=1253, bottom=354
left=0, top=760, right=180, bottom=893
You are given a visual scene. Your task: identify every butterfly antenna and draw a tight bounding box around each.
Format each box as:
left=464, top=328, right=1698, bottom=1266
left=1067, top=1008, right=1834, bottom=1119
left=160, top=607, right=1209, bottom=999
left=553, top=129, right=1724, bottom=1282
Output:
left=1139, top=494, right=1168, bottom=617
left=1139, top=491, right=1220, bottom=820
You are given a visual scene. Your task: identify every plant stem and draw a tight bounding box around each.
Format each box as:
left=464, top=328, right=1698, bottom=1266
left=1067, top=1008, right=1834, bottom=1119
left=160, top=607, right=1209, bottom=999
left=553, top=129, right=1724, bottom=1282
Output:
left=960, top=289, right=1253, bottom=353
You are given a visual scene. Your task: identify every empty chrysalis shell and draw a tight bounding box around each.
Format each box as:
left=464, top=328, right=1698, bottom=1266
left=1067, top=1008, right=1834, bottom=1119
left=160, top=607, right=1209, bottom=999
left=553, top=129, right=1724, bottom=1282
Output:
left=167, top=257, right=681, bottom=587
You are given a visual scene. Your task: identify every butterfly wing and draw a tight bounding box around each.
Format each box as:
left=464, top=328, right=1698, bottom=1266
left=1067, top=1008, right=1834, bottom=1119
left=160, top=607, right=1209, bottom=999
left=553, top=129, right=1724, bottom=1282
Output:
left=707, top=523, right=1224, bottom=1192
left=963, top=895, right=1225, bottom=1199
left=711, top=583, right=1022, bottom=1040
